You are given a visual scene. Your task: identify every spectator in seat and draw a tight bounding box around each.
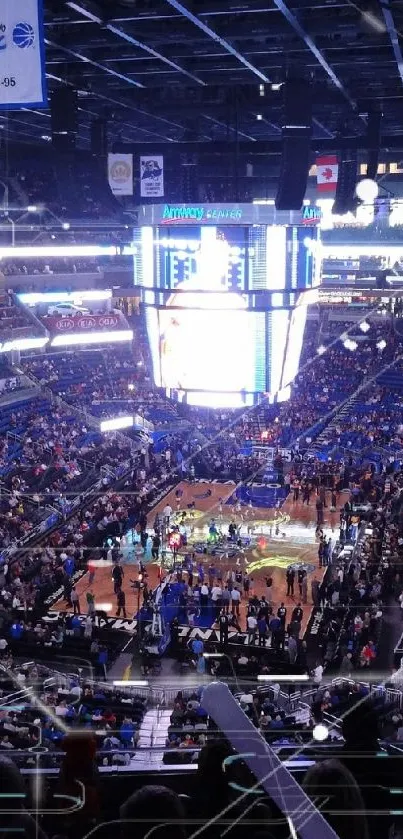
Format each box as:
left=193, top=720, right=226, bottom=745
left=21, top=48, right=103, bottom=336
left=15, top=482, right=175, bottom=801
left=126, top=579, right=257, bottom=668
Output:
left=120, top=785, right=186, bottom=839
left=0, top=756, right=47, bottom=839
left=303, top=758, right=369, bottom=839
left=56, top=732, right=100, bottom=833
left=120, top=716, right=136, bottom=747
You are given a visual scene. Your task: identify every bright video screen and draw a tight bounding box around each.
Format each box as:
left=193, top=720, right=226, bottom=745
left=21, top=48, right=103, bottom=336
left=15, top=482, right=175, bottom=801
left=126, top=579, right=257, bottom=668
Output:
left=147, top=226, right=261, bottom=407
left=158, top=292, right=256, bottom=405
left=141, top=224, right=305, bottom=407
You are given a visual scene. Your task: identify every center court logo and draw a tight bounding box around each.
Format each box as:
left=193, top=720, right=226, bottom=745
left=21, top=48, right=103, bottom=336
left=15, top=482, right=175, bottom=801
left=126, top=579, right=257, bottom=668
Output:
left=13, top=22, right=35, bottom=48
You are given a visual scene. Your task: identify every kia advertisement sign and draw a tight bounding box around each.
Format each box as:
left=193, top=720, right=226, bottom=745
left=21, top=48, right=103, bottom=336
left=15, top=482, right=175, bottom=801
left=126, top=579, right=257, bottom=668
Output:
left=45, top=313, right=124, bottom=333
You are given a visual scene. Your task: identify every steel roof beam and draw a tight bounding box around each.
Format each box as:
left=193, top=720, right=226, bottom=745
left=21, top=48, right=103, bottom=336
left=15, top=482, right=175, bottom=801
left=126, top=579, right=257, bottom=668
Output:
left=164, top=0, right=271, bottom=83
left=66, top=1, right=206, bottom=86
left=115, top=134, right=403, bottom=152
left=44, top=38, right=145, bottom=88
left=272, top=0, right=357, bottom=109
left=380, top=0, right=403, bottom=86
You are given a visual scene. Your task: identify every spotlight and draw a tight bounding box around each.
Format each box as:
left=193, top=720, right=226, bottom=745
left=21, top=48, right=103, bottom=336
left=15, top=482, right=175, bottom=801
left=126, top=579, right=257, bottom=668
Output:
left=343, top=339, right=358, bottom=351
left=317, top=345, right=326, bottom=355
left=27, top=205, right=37, bottom=213
left=313, top=723, right=329, bottom=742
left=256, top=114, right=263, bottom=121
left=356, top=178, right=379, bottom=202
left=359, top=320, right=370, bottom=333
left=62, top=222, right=70, bottom=230
left=376, top=338, right=387, bottom=350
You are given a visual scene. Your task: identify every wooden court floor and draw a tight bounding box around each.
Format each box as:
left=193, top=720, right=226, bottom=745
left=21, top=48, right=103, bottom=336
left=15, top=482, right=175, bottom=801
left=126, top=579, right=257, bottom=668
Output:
left=52, top=480, right=345, bottom=634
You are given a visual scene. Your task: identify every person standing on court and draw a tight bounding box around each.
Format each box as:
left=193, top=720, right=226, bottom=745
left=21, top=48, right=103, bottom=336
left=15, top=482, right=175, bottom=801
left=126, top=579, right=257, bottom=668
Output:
left=286, top=567, right=295, bottom=597
left=277, top=602, right=287, bottom=628
left=302, top=572, right=308, bottom=604
left=116, top=588, right=127, bottom=618
left=219, top=610, right=229, bottom=648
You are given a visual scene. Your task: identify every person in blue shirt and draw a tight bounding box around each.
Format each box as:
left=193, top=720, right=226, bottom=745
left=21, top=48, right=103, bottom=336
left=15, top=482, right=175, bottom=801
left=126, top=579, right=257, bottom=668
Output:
left=98, top=645, right=108, bottom=679
left=120, top=717, right=135, bottom=747
left=64, top=555, right=75, bottom=577
left=257, top=616, right=267, bottom=647
left=71, top=615, right=81, bottom=636
left=269, top=715, right=285, bottom=730
left=196, top=654, right=206, bottom=675
left=191, top=638, right=204, bottom=657
left=10, top=622, right=23, bottom=640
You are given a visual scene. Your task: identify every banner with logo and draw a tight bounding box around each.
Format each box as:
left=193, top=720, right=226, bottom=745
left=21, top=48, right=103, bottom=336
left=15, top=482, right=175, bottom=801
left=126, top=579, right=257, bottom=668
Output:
left=0, top=0, right=47, bottom=109
left=44, top=313, right=126, bottom=333
left=108, top=153, right=133, bottom=196
left=140, top=155, right=164, bottom=198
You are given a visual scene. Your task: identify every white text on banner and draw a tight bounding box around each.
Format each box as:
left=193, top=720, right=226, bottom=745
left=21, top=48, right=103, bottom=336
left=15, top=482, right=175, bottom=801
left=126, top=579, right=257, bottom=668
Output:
left=0, top=0, right=47, bottom=109
left=140, top=155, right=164, bottom=198
left=108, top=153, right=133, bottom=196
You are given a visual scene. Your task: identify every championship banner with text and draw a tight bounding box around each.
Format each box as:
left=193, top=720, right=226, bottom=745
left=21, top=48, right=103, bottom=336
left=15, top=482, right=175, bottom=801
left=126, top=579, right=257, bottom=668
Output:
left=44, top=313, right=126, bottom=333
left=108, top=153, right=133, bottom=196
left=0, top=0, right=47, bottom=109
left=140, top=155, right=164, bottom=198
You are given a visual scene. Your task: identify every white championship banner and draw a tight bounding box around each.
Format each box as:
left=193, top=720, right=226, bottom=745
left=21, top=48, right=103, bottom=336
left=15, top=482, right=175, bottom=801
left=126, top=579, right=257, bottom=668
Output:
left=0, top=0, right=47, bottom=109
left=108, top=153, right=133, bottom=196
left=140, top=155, right=164, bottom=198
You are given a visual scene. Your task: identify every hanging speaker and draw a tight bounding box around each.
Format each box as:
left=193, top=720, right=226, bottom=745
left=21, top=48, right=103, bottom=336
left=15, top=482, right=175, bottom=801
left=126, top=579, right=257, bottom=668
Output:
left=366, top=111, right=382, bottom=181
left=275, top=79, right=312, bottom=211
left=91, top=119, right=108, bottom=156
left=51, top=89, right=78, bottom=151
left=332, top=151, right=357, bottom=215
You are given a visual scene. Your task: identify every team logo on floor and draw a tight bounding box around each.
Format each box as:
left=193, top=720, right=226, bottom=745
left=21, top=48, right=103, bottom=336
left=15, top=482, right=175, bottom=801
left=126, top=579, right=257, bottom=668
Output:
left=246, top=555, right=316, bottom=574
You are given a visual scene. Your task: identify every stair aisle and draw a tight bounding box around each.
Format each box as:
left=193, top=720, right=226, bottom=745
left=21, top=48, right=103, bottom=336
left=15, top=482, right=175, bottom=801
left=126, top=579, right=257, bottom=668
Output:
left=131, top=707, right=160, bottom=764
left=149, top=708, right=173, bottom=764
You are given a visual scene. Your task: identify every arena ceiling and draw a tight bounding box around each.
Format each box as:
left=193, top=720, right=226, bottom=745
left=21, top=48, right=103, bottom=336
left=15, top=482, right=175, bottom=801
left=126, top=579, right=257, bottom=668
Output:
left=6, top=0, right=403, bottom=158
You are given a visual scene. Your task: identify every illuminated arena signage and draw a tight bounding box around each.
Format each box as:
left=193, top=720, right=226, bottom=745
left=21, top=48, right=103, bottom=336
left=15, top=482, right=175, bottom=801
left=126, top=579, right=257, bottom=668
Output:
left=162, top=204, right=243, bottom=223
left=302, top=206, right=322, bottom=224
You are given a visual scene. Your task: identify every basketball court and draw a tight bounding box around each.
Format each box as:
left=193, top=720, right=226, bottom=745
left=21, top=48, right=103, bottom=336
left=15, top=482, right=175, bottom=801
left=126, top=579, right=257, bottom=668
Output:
left=51, top=480, right=345, bottom=635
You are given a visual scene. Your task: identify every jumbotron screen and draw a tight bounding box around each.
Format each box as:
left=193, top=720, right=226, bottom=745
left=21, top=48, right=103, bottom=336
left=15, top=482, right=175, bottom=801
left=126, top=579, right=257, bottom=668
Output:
left=134, top=224, right=310, bottom=408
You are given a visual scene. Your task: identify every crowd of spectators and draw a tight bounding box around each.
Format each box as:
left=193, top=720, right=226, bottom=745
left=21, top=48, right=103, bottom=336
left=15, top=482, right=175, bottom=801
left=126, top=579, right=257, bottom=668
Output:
left=0, top=292, right=42, bottom=341
left=20, top=348, right=177, bottom=424
left=1, top=258, right=104, bottom=276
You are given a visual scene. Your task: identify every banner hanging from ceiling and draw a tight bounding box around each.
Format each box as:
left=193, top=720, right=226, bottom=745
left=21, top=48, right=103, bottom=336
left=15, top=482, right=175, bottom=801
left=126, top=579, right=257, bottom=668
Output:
left=316, top=155, right=339, bottom=193
left=140, top=155, right=164, bottom=198
left=0, top=0, right=47, bottom=109
left=108, top=153, right=134, bottom=196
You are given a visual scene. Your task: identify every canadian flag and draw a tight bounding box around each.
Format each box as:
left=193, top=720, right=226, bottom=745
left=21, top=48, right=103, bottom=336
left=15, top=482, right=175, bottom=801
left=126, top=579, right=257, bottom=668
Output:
left=316, top=155, right=338, bottom=193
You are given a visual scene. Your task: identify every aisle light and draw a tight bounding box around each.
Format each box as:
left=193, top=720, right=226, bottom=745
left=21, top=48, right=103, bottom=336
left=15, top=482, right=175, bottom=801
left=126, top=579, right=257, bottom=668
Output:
left=313, top=723, right=329, bottom=742
left=317, top=345, right=326, bottom=355
left=343, top=338, right=358, bottom=351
